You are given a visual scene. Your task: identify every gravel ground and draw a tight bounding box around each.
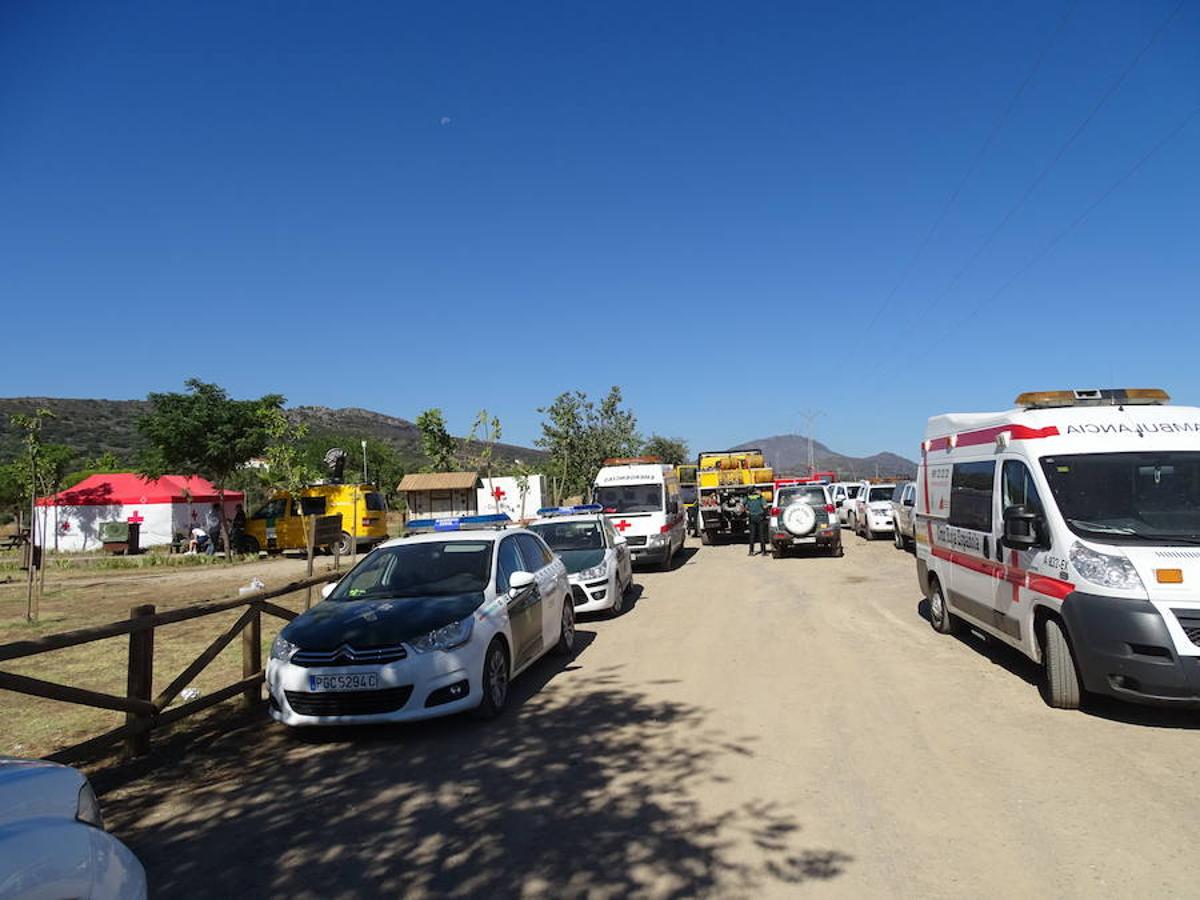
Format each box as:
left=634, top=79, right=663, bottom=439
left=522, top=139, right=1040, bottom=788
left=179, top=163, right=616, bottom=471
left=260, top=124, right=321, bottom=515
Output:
left=96, top=533, right=1200, bottom=897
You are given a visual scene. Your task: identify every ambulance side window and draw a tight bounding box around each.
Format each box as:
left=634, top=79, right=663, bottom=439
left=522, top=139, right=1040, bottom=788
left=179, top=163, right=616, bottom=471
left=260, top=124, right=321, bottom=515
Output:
left=1002, top=461, right=1044, bottom=518
left=949, top=462, right=995, bottom=532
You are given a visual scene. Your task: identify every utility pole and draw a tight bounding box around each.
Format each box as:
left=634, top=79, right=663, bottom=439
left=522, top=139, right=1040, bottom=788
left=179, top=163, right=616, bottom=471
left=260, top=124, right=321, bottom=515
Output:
left=798, top=410, right=824, bottom=476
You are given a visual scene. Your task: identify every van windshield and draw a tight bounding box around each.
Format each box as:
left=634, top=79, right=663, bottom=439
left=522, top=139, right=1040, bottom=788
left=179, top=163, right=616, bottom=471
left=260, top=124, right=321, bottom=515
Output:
left=595, top=484, right=663, bottom=513
left=868, top=487, right=894, bottom=503
left=1040, top=452, right=1200, bottom=543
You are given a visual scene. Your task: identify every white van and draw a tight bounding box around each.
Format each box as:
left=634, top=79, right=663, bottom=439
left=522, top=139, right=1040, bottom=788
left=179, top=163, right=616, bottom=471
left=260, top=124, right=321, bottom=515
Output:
left=917, top=388, right=1200, bottom=710
left=593, top=459, right=685, bottom=570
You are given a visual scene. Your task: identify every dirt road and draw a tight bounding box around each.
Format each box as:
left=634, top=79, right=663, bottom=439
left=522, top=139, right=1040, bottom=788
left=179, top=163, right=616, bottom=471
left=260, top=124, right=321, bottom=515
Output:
left=99, top=535, right=1200, bottom=897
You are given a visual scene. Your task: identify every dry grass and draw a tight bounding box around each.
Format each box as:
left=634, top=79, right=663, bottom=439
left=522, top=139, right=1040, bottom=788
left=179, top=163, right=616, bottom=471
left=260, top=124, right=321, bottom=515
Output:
left=0, top=554, right=343, bottom=759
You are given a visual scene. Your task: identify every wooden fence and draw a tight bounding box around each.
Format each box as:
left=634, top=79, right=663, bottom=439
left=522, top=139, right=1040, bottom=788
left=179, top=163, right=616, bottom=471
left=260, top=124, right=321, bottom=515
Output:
left=0, top=571, right=339, bottom=764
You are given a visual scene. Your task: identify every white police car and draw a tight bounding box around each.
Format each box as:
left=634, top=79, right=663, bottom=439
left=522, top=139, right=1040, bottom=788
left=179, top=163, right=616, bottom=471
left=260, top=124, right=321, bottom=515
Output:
left=266, top=515, right=573, bottom=725
left=0, top=757, right=147, bottom=899
left=528, top=505, right=633, bottom=616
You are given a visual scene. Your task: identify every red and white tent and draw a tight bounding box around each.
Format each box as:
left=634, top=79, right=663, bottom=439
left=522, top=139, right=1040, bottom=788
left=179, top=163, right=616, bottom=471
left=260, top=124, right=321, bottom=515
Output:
left=34, top=474, right=244, bottom=552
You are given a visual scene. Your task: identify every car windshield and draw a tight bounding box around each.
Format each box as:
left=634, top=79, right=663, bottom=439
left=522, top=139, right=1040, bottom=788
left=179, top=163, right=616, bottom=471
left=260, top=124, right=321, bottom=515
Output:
left=846, top=486, right=861, bottom=498
left=779, top=487, right=826, bottom=507
left=595, top=484, right=663, bottom=513
left=869, top=487, right=894, bottom=502
left=1041, top=452, right=1200, bottom=543
left=329, top=541, right=494, bottom=600
left=529, top=520, right=604, bottom=551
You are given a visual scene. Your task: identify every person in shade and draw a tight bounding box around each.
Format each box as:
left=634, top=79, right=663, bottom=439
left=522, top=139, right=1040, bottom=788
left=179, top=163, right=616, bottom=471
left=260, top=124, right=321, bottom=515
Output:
left=744, top=489, right=769, bottom=556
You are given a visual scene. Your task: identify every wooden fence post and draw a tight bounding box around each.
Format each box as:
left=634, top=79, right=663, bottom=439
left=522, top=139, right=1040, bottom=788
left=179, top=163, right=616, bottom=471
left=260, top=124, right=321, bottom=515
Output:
left=126, top=604, right=155, bottom=757
left=242, top=604, right=261, bottom=709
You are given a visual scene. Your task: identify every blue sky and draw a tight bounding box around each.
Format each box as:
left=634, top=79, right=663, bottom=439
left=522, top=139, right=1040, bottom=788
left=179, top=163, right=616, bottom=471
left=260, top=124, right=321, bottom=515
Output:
left=2, top=1, right=1197, bottom=461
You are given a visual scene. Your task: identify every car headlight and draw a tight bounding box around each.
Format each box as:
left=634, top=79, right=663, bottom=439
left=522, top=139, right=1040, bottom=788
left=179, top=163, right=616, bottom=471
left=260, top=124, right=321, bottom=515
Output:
left=270, top=634, right=298, bottom=662
left=647, top=532, right=668, bottom=545
left=578, top=563, right=609, bottom=580
left=410, top=617, right=474, bottom=653
left=76, top=781, right=104, bottom=830
left=1070, top=541, right=1145, bottom=592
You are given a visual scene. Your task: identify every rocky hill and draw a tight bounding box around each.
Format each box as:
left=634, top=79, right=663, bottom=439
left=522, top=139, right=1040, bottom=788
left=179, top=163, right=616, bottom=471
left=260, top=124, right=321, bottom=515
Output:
left=0, top=397, right=543, bottom=468
left=733, top=434, right=917, bottom=479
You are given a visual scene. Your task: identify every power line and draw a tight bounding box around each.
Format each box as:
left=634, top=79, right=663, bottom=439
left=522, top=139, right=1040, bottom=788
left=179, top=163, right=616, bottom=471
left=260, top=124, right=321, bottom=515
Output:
left=930, top=103, right=1200, bottom=340
left=911, top=0, right=1186, bottom=322
left=862, top=0, right=1079, bottom=335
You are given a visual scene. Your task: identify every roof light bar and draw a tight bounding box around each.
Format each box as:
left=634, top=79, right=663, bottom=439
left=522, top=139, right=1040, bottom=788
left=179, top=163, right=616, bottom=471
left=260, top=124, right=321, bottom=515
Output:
left=1015, top=388, right=1170, bottom=409
left=535, top=504, right=603, bottom=517
left=406, top=514, right=512, bottom=532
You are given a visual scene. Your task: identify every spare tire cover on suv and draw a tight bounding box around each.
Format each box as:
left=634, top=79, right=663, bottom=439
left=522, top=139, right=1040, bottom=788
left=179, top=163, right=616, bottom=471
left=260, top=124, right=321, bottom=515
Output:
left=782, top=502, right=817, bottom=536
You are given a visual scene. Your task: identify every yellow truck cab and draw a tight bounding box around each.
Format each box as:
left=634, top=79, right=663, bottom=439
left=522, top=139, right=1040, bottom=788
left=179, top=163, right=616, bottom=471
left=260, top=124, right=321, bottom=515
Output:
left=243, top=483, right=389, bottom=556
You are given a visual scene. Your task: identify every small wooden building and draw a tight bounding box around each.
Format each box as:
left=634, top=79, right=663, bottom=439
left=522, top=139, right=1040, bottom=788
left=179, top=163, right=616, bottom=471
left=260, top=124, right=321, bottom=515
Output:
left=397, top=472, right=482, bottom=522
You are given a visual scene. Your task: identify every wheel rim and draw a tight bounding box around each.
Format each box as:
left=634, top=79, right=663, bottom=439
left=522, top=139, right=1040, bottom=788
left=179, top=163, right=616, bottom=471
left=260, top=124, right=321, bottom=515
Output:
left=562, top=603, right=575, bottom=648
left=931, top=589, right=945, bottom=625
left=487, top=647, right=508, bottom=708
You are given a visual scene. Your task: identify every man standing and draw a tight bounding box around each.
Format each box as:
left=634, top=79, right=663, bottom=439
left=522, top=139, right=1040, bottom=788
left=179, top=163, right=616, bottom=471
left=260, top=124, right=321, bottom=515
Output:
left=744, top=489, right=769, bottom=556
left=205, top=503, right=222, bottom=556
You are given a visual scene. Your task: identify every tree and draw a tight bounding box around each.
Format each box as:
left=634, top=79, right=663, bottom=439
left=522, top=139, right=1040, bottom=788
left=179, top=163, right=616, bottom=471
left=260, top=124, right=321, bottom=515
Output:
left=138, top=379, right=284, bottom=559
left=10, top=408, right=53, bottom=620
left=536, top=386, right=641, bottom=503
left=643, top=435, right=690, bottom=467
left=415, top=408, right=458, bottom=473
left=466, top=410, right=502, bottom=508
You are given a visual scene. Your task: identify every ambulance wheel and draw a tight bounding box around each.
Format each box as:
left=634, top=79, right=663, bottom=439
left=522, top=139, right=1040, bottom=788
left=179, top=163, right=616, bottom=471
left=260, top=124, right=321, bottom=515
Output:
left=334, top=531, right=353, bottom=557
left=473, top=639, right=510, bottom=720
left=1042, top=618, right=1082, bottom=710
left=929, top=578, right=955, bottom=635
left=894, top=528, right=904, bottom=549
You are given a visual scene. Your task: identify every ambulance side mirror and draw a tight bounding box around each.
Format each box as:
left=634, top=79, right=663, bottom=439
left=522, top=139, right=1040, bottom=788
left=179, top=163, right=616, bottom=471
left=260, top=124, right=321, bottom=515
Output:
left=1002, top=505, right=1040, bottom=550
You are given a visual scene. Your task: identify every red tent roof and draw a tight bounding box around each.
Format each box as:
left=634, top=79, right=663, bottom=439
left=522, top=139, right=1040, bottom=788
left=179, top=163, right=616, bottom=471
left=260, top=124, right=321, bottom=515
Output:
left=37, top=474, right=245, bottom=507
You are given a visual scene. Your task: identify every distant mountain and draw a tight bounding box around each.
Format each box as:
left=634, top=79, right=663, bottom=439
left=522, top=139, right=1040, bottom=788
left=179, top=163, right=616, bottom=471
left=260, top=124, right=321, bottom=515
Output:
left=0, top=397, right=544, bottom=468
left=732, top=434, right=917, bottom=480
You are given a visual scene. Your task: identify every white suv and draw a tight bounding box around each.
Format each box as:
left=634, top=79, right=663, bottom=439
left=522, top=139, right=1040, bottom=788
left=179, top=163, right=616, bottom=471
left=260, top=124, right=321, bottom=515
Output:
left=851, top=482, right=896, bottom=540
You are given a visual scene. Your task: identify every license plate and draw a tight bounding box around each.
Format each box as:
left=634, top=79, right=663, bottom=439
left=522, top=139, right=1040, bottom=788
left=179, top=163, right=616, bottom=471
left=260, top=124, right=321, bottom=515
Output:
left=307, top=673, right=379, bottom=692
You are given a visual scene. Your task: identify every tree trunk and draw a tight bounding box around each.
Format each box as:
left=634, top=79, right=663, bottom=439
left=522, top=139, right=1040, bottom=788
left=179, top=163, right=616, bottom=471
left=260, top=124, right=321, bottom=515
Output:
left=218, top=486, right=232, bottom=561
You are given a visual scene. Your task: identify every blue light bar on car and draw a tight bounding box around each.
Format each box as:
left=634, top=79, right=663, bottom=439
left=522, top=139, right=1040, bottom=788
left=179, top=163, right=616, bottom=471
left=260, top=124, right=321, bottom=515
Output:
left=406, top=514, right=512, bottom=532
left=535, top=504, right=603, bottom=517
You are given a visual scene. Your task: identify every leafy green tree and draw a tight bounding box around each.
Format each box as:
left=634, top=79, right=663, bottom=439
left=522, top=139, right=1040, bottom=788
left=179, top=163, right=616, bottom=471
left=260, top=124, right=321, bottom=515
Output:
left=536, top=386, right=640, bottom=503
left=138, top=379, right=284, bottom=558
left=415, top=408, right=459, bottom=473
left=642, top=435, right=690, bottom=467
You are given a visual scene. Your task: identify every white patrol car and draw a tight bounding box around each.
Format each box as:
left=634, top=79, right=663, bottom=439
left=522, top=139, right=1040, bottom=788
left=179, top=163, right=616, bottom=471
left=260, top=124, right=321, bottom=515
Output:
left=917, top=388, right=1200, bottom=710
left=851, top=482, right=896, bottom=540
left=593, top=458, right=686, bottom=569
left=266, top=514, right=573, bottom=725
left=528, top=504, right=634, bottom=616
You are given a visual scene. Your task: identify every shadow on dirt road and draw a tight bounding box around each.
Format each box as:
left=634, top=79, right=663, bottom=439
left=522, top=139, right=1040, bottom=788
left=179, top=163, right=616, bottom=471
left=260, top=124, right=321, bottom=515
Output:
left=95, top=630, right=851, bottom=897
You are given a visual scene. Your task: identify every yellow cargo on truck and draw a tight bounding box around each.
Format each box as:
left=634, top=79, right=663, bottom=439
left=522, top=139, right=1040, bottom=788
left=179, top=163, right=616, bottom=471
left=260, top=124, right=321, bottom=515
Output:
left=243, top=483, right=388, bottom=556
left=695, top=450, right=775, bottom=545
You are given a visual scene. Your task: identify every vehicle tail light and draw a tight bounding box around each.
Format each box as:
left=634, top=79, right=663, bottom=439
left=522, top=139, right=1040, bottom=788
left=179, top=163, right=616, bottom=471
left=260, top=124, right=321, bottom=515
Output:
left=660, top=523, right=672, bottom=534
left=770, top=507, right=780, bottom=516
left=825, top=504, right=836, bottom=513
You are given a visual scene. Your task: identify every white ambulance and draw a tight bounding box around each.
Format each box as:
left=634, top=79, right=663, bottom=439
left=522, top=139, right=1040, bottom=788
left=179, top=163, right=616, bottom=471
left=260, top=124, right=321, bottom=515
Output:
left=593, top=458, right=686, bottom=570
left=916, top=388, right=1200, bottom=710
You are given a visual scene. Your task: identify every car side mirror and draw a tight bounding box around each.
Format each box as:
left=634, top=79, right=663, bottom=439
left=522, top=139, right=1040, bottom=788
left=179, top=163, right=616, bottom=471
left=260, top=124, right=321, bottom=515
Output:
left=508, top=570, right=535, bottom=595
left=1002, top=505, right=1039, bottom=550
left=321, top=582, right=337, bottom=599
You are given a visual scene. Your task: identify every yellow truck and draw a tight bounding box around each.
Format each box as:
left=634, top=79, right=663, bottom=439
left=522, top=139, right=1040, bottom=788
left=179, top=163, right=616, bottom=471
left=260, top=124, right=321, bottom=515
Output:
left=695, top=450, right=775, bottom=545
left=243, top=483, right=389, bottom=556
